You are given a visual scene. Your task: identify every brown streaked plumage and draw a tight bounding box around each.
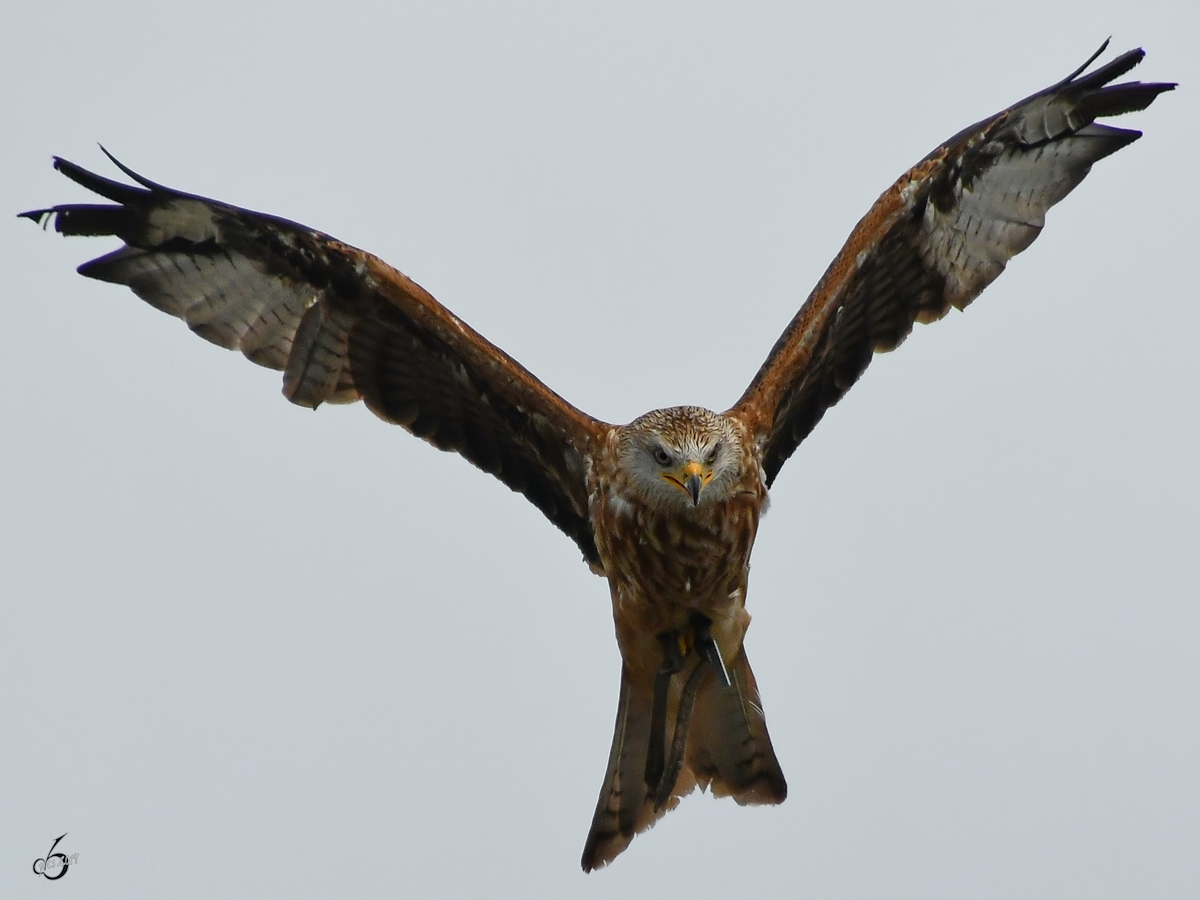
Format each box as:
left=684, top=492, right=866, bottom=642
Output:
left=583, top=407, right=785, bottom=868
left=19, top=43, right=1172, bottom=871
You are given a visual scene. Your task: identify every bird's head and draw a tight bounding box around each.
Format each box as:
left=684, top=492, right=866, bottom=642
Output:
left=616, top=406, right=745, bottom=509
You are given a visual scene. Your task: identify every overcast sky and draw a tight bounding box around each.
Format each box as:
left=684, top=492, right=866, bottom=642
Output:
left=2, top=1, right=1197, bottom=898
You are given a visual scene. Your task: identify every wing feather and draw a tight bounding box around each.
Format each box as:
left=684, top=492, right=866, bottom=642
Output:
left=730, top=44, right=1173, bottom=486
left=22, top=156, right=607, bottom=564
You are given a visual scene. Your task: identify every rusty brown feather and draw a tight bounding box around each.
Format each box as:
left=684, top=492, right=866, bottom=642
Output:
left=19, top=42, right=1173, bottom=871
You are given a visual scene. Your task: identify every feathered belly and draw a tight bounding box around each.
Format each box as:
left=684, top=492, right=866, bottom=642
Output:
left=595, top=494, right=760, bottom=636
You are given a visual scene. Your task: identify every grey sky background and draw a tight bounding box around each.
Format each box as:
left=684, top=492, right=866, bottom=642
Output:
left=2, top=1, right=1196, bottom=897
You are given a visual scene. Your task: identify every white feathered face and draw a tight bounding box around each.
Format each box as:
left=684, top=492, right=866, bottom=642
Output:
left=616, top=406, right=744, bottom=509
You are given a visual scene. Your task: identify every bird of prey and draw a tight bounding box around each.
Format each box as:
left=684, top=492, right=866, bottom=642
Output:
left=21, top=42, right=1171, bottom=871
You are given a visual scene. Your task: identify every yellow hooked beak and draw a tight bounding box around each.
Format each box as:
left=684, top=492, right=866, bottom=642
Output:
left=662, top=460, right=714, bottom=506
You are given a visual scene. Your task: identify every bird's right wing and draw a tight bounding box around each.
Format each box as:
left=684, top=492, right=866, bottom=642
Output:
left=22, top=153, right=609, bottom=565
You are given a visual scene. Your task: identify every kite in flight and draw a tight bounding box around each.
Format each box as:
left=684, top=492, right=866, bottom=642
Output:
left=22, top=42, right=1172, bottom=871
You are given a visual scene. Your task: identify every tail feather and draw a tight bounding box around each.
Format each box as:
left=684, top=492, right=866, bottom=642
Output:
left=581, top=668, right=685, bottom=871
left=581, top=649, right=785, bottom=871
left=688, top=647, right=787, bottom=804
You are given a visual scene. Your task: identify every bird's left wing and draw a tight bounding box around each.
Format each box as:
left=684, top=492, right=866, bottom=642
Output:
left=22, top=153, right=608, bottom=565
left=730, top=43, right=1173, bottom=486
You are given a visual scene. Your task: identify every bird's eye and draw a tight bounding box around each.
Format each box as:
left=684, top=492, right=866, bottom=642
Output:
left=652, top=447, right=672, bottom=466
left=707, top=442, right=722, bottom=464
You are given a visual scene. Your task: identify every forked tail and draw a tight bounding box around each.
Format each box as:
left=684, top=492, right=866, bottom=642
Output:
left=581, top=646, right=786, bottom=871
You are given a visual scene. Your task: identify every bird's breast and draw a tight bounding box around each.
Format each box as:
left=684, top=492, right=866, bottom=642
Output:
left=592, top=486, right=763, bottom=636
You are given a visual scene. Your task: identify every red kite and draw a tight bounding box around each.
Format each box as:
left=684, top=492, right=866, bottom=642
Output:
left=22, top=42, right=1172, bottom=871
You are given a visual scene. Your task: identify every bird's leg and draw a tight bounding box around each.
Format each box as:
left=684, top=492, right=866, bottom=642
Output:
left=645, top=630, right=686, bottom=793
left=648, top=614, right=734, bottom=808
left=653, top=652, right=709, bottom=810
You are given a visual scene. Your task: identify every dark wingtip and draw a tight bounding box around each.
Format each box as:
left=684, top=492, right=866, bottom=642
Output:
left=18, top=158, right=77, bottom=226
left=1082, top=79, right=1177, bottom=120
left=1061, top=38, right=1113, bottom=84
left=1071, top=45, right=1149, bottom=92
left=97, top=144, right=169, bottom=191
left=48, top=155, right=150, bottom=205
left=18, top=208, right=53, bottom=226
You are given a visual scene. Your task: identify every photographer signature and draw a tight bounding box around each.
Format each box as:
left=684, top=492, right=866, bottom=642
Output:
left=32, top=834, right=77, bottom=880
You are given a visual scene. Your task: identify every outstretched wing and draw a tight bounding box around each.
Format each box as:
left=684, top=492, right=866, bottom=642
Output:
left=730, top=43, right=1174, bottom=486
left=22, top=154, right=607, bottom=565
